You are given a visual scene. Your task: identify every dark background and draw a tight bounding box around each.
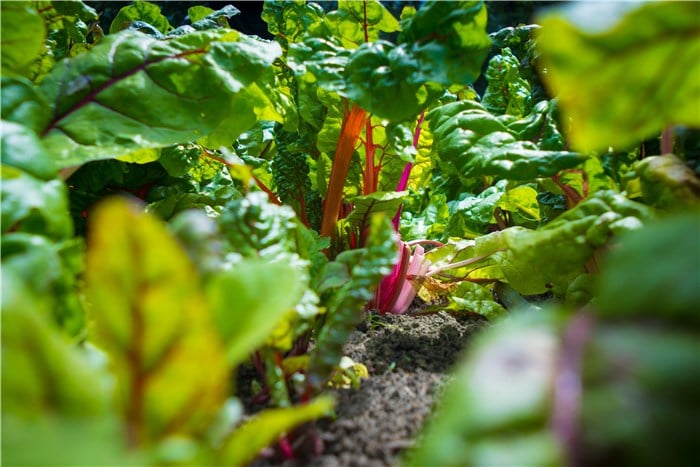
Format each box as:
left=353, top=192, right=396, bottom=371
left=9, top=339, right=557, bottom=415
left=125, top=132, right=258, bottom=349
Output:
left=85, top=1, right=563, bottom=38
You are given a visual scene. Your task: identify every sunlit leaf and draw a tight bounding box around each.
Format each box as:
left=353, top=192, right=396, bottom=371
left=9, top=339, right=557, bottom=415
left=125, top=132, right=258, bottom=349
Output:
left=537, top=1, right=700, bottom=152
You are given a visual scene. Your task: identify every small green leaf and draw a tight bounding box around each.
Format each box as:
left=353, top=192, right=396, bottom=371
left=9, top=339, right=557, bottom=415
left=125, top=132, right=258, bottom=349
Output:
left=537, top=1, right=700, bottom=152
left=206, top=260, right=306, bottom=367
left=86, top=197, right=229, bottom=444
left=448, top=282, right=507, bottom=320
left=109, top=1, right=172, bottom=34
left=345, top=191, right=407, bottom=229
left=218, top=396, right=334, bottom=465
left=1, top=166, right=72, bottom=239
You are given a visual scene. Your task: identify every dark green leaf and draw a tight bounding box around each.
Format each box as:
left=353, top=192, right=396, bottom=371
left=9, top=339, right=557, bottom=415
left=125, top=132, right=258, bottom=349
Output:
left=596, top=211, right=700, bottom=326
left=482, top=48, right=532, bottom=117
left=398, top=1, right=491, bottom=85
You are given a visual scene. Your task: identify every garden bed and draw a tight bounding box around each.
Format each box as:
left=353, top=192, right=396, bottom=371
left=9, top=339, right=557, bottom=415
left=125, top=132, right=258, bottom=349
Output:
left=248, top=311, right=486, bottom=466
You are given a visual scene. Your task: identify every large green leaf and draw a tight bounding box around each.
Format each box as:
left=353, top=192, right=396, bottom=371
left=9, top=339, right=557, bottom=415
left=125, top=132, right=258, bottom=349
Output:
left=206, top=260, right=306, bottom=367
left=479, top=190, right=656, bottom=296
left=537, top=1, right=700, bottom=152
left=398, top=1, right=491, bottom=85
left=218, top=396, right=334, bottom=465
left=85, top=197, right=229, bottom=444
left=39, top=29, right=282, bottom=166
left=428, top=101, right=586, bottom=181
left=0, top=3, right=46, bottom=77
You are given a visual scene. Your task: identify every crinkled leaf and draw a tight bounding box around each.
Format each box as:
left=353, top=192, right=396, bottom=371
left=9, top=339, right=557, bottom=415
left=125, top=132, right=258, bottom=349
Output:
left=429, top=102, right=585, bottom=181
left=446, top=181, right=506, bottom=238
left=479, top=191, right=656, bottom=296
left=0, top=3, right=46, bottom=77
left=109, top=1, right=171, bottom=34
left=86, top=198, right=229, bottom=443
left=262, top=1, right=325, bottom=47
left=507, top=99, right=567, bottom=151
left=482, top=48, right=531, bottom=117
left=448, top=282, right=507, bottom=320
left=596, top=211, right=700, bottom=326
left=39, top=30, right=282, bottom=166
left=344, top=41, right=428, bottom=121
left=218, top=192, right=300, bottom=258
left=206, top=260, right=306, bottom=367
left=218, top=396, right=334, bottom=465
left=326, top=0, right=400, bottom=49
left=537, top=1, right=700, bottom=152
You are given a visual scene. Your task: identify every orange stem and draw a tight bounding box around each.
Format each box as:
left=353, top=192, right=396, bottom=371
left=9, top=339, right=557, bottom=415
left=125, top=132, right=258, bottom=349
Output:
left=320, top=105, right=368, bottom=239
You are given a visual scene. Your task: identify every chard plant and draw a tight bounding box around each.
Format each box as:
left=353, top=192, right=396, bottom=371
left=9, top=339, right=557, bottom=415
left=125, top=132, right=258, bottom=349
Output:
left=2, top=0, right=699, bottom=465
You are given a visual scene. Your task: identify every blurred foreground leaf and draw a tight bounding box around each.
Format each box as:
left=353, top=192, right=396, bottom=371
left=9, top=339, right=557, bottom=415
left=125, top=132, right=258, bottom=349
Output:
left=537, top=2, right=700, bottom=152
left=86, top=197, right=229, bottom=445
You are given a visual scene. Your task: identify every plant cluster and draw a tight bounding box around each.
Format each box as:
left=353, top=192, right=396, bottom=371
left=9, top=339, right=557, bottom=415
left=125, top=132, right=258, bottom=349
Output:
left=1, top=1, right=699, bottom=465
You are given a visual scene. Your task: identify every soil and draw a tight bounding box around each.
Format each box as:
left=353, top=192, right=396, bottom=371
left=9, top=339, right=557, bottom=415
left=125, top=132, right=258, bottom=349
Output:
left=245, top=310, right=487, bottom=467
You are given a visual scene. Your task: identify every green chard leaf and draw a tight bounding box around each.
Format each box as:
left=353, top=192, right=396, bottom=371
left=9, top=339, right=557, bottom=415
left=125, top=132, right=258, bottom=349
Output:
left=206, top=260, right=306, bottom=368
left=482, top=47, right=532, bottom=117
left=428, top=100, right=586, bottom=182
left=0, top=2, right=46, bottom=77
left=262, top=0, right=325, bottom=48
left=447, top=282, right=507, bottom=320
left=218, top=396, right=334, bottom=466
left=537, top=1, right=700, bottom=152
left=326, top=0, right=400, bottom=49
left=39, top=29, right=282, bottom=166
left=398, top=1, right=491, bottom=86
left=1, top=77, right=52, bottom=133
left=344, top=191, right=407, bottom=230
left=479, top=190, right=657, bottom=296
left=85, top=198, right=229, bottom=444
left=109, top=1, right=172, bottom=35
